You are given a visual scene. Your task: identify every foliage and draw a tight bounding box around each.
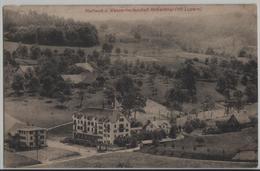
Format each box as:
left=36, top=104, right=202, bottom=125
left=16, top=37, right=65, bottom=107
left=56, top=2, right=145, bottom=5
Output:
left=4, top=10, right=99, bottom=47
left=169, top=125, right=178, bottom=139
left=12, top=74, right=24, bottom=95
left=201, top=95, right=215, bottom=111
left=244, top=83, right=257, bottom=103
left=116, top=75, right=146, bottom=117
left=102, top=43, right=114, bottom=53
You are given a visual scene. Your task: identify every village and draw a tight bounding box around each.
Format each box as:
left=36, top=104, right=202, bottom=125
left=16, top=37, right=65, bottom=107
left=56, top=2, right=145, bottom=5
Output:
left=3, top=5, right=258, bottom=168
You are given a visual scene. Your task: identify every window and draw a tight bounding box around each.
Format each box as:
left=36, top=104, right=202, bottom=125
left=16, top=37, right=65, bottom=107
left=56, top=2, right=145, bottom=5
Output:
left=88, top=122, right=90, bottom=125
left=119, top=124, right=124, bottom=132
left=30, top=136, right=33, bottom=140
left=30, top=142, right=33, bottom=146
left=119, top=118, right=124, bottom=122
left=30, top=131, right=33, bottom=134
left=114, top=124, right=116, bottom=128
left=87, top=127, right=90, bottom=131
left=40, top=136, right=44, bottom=139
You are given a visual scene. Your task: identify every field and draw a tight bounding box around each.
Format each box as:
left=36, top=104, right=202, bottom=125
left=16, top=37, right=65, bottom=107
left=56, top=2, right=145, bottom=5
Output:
left=4, top=151, right=41, bottom=168
left=4, top=96, right=73, bottom=128
left=16, top=147, right=80, bottom=163
left=48, top=123, right=73, bottom=141
left=35, top=151, right=257, bottom=168
left=141, top=127, right=257, bottom=161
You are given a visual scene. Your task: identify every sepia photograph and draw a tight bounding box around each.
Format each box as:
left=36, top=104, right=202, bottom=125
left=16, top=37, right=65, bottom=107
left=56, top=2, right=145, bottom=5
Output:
left=2, top=4, right=258, bottom=169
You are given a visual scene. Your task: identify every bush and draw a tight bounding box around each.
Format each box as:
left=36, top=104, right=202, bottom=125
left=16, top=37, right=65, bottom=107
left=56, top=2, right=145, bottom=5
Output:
left=183, top=121, right=194, bottom=133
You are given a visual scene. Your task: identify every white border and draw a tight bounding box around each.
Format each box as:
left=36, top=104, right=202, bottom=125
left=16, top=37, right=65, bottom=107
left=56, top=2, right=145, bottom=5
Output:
left=0, top=0, right=259, bottom=170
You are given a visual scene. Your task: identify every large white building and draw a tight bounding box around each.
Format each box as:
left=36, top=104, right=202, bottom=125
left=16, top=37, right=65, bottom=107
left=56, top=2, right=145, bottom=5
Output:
left=72, top=107, right=131, bottom=145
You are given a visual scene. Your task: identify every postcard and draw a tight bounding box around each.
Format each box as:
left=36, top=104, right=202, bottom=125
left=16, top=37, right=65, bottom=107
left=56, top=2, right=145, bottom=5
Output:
left=2, top=3, right=258, bottom=169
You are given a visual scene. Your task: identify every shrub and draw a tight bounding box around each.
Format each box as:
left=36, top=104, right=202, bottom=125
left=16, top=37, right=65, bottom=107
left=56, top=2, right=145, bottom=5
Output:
left=183, top=121, right=194, bottom=133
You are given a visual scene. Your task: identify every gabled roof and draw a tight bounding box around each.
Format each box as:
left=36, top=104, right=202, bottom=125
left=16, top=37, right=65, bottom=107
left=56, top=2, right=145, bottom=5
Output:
left=61, top=74, right=86, bottom=84
left=15, top=58, right=38, bottom=65
left=73, top=108, right=127, bottom=123
left=61, top=72, right=97, bottom=84
left=75, top=63, right=94, bottom=73
left=18, top=65, right=35, bottom=74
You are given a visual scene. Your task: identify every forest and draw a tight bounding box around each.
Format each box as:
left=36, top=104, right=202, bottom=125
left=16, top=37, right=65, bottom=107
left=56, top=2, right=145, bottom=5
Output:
left=3, top=9, right=99, bottom=47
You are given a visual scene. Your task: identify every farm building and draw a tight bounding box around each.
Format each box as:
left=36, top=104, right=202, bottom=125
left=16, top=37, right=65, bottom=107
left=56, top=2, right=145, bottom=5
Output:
left=72, top=106, right=131, bottom=145
left=143, top=119, right=171, bottom=134
left=15, top=65, right=35, bottom=78
left=176, top=108, right=252, bottom=128
left=14, top=58, right=38, bottom=66
left=61, top=72, right=97, bottom=88
left=74, top=62, right=94, bottom=73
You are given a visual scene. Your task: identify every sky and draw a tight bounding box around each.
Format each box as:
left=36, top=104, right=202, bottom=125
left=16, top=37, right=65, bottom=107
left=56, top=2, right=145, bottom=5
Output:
left=4, top=4, right=257, bottom=22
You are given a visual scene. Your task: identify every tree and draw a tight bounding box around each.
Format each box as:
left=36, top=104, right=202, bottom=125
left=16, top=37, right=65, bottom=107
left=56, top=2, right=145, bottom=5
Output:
left=216, top=69, right=238, bottom=95
left=201, top=95, right=215, bottom=111
left=77, top=90, right=85, bottom=108
left=102, top=43, right=113, bottom=53
left=205, top=47, right=215, bottom=55
left=27, top=76, right=40, bottom=93
left=30, top=45, right=41, bottom=59
left=134, top=32, right=141, bottom=41
left=12, top=74, right=24, bottom=95
left=96, top=76, right=106, bottom=87
left=115, top=47, right=121, bottom=56
left=16, top=45, right=29, bottom=58
left=169, top=125, right=178, bottom=139
left=245, top=84, right=257, bottom=103
left=104, top=85, right=116, bottom=107
left=42, top=48, right=53, bottom=58
left=77, top=49, right=85, bottom=62
left=116, top=76, right=146, bottom=118
left=175, top=61, right=198, bottom=102
left=233, top=90, right=244, bottom=112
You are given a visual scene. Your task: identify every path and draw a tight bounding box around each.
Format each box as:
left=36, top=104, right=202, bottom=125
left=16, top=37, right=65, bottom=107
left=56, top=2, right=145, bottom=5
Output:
left=47, top=122, right=73, bottom=131
left=25, top=141, right=140, bottom=168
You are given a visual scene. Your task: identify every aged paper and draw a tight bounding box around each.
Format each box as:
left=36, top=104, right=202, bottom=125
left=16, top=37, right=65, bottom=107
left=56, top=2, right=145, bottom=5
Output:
left=2, top=4, right=258, bottom=168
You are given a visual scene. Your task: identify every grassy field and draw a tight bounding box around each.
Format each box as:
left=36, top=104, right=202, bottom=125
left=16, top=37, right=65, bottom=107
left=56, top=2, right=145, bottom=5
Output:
left=16, top=147, right=80, bottom=163
left=142, top=127, right=257, bottom=161
left=36, top=151, right=257, bottom=168
left=48, top=123, right=73, bottom=141
left=4, top=96, right=73, bottom=128
left=4, top=151, right=41, bottom=168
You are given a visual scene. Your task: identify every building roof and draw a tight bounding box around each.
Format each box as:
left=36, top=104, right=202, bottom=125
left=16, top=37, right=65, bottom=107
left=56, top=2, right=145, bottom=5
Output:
left=61, top=72, right=97, bottom=84
left=61, top=74, right=86, bottom=84
left=15, top=58, right=38, bottom=65
left=75, top=63, right=94, bottom=73
left=74, top=108, right=126, bottom=123
left=6, top=122, right=46, bottom=136
left=16, top=125, right=46, bottom=131
left=18, top=65, right=35, bottom=74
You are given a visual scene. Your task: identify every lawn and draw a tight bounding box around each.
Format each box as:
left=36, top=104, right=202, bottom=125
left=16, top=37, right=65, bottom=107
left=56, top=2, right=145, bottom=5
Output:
left=36, top=151, right=257, bottom=168
left=4, top=151, right=41, bottom=168
left=48, top=123, right=73, bottom=141
left=16, top=147, right=80, bottom=163
left=4, top=96, right=73, bottom=128
left=142, top=127, right=257, bottom=161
